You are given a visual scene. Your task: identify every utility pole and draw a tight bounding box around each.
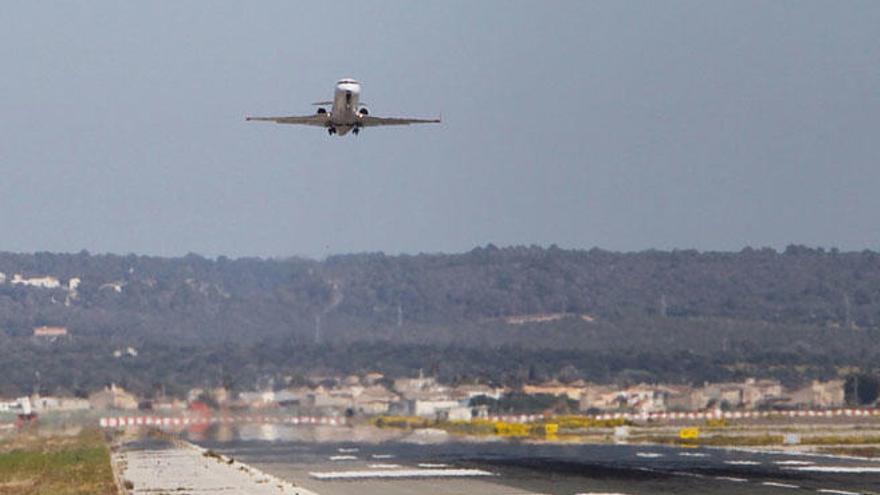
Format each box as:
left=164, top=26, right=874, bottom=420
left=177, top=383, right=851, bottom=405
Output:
left=853, top=374, right=860, bottom=405
left=314, top=314, right=321, bottom=344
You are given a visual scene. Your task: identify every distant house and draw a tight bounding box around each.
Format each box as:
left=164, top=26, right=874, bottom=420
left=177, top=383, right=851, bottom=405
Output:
left=699, top=382, right=747, bottom=409
left=353, top=386, right=398, bottom=415
left=620, top=384, right=676, bottom=413
left=187, top=388, right=206, bottom=403
left=151, top=398, right=187, bottom=411
left=113, top=347, right=138, bottom=358
left=664, top=386, right=702, bottom=412
left=363, top=372, right=385, bottom=386
left=451, top=384, right=505, bottom=402
left=11, top=274, right=61, bottom=289
left=309, top=387, right=354, bottom=410
left=435, top=405, right=472, bottom=421
left=788, top=380, right=846, bottom=409
left=578, top=384, right=619, bottom=411
left=394, top=374, right=446, bottom=399
left=505, top=313, right=571, bottom=325
left=696, top=379, right=785, bottom=410
left=741, top=379, right=784, bottom=408
left=32, top=396, right=90, bottom=412
left=394, top=371, right=445, bottom=397
left=32, top=326, right=68, bottom=341
left=405, top=399, right=462, bottom=418
left=88, top=384, right=138, bottom=410
left=0, top=397, right=31, bottom=413
left=238, top=390, right=281, bottom=408
left=213, top=387, right=230, bottom=406
left=522, top=381, right=584, bottom=401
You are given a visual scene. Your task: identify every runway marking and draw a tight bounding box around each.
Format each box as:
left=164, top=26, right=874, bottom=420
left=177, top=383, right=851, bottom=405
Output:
left=678, top=452, right=708, bottom=457
left=762, top=481, right=800, bottom=489
left=774, top=460, right=815, bottom=466
left=329, top=455, right=357, bottom=461
left=671, top=471, right=705, bottom=478
left=786, top=466, right=880, bottom=473
left=729, top=446, right=880, bottom=463
left=418, top=463, right=450, bottom=468
left=368, top=463, right=401, bottom=469
left=816, top=490, right=862, bottom=495
left=724, top=460, right=761, bottom=465
left=371, top=454, right=395, bottom=459
left=337, top=448, right=359, bottom=453
left=309, top=468, right=494, bottom=480
left=635, top=452, right=663, bottom=458
left=715, top=476, right=748, bottom=482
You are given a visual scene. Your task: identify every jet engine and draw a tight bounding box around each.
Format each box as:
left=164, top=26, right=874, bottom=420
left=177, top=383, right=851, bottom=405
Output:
left=316, top=107, right=327, bottom=114
left=358, top=107, right=369, bottom=116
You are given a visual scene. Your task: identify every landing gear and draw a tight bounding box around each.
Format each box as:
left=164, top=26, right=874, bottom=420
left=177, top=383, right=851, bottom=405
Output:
left=352, top=127, right=360, bottom=136
left=327, top=127, right=336, bottom=135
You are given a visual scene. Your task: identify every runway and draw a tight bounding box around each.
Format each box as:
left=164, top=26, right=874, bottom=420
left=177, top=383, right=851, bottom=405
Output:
left=194, top=435, right=880, bottom=494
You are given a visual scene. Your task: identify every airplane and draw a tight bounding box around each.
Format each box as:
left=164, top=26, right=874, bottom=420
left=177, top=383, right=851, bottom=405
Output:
left=246, top=78, right=441, bottom=136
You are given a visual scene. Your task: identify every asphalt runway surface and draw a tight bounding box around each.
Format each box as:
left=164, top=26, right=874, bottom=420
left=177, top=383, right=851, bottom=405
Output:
left=195, top=434, right=880, bottom=495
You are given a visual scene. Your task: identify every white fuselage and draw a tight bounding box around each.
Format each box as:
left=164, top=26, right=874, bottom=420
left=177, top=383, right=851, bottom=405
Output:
left=330, top=79, right=362, bottom=135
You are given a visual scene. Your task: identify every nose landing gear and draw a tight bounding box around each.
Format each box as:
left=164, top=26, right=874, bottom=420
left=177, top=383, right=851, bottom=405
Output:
left=327, top=127, right=337, bottom=135
left=352, top=127, right=360, bottom=136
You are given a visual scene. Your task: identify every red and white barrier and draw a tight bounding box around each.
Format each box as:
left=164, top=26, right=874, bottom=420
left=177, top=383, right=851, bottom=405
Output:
left=100, top=407, right=880, bottom=429
left=482, top=407, right=879, bottom=424
left=99, top=415, right=345, bottom=429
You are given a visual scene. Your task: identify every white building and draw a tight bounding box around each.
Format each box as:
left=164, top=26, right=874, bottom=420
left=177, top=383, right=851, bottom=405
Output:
left=0, top=397, right=31, bottom=413
left=411, top=399, right=461, bottom=417
left=32, top=396, right=90, bottom=412
left=11, top=274, right=61, bottom=289
left=436, top=405, right=472, bottom=421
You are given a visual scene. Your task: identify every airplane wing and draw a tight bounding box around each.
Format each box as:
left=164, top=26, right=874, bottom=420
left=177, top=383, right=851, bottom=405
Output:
left=359, top=115, right=441, bottom=127
left=246, top=114, right=329, bottom=127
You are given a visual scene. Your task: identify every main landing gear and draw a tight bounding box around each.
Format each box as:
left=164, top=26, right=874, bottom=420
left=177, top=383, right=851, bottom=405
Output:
left=326, top=126, right=360, bottom=136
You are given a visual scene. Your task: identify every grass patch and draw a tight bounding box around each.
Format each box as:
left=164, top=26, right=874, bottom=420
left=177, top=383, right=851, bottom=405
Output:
left=632, top=434, right=784, bottom=447
left=0, top=429, right=116, bottom=495
left=817, top=446, right=880, bottom=458
left=372, top=416, right=432, bottom=429
left=802, top=435, right=880, bottom=445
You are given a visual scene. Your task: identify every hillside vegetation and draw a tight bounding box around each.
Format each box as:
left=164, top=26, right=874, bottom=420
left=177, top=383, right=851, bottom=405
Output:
left=1, top=246, right=879, bottom=397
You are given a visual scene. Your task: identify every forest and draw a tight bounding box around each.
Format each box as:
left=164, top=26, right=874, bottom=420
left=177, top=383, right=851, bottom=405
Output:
left=0, top=245, right=878, bottom=397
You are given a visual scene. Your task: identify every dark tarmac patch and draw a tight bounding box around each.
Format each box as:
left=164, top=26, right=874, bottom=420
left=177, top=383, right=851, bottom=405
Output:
left=466, top=456, right=676, bottom=481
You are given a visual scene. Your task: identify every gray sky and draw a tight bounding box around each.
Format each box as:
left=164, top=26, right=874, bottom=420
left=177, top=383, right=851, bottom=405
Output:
left=1, top=2, right=878, bottom=258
